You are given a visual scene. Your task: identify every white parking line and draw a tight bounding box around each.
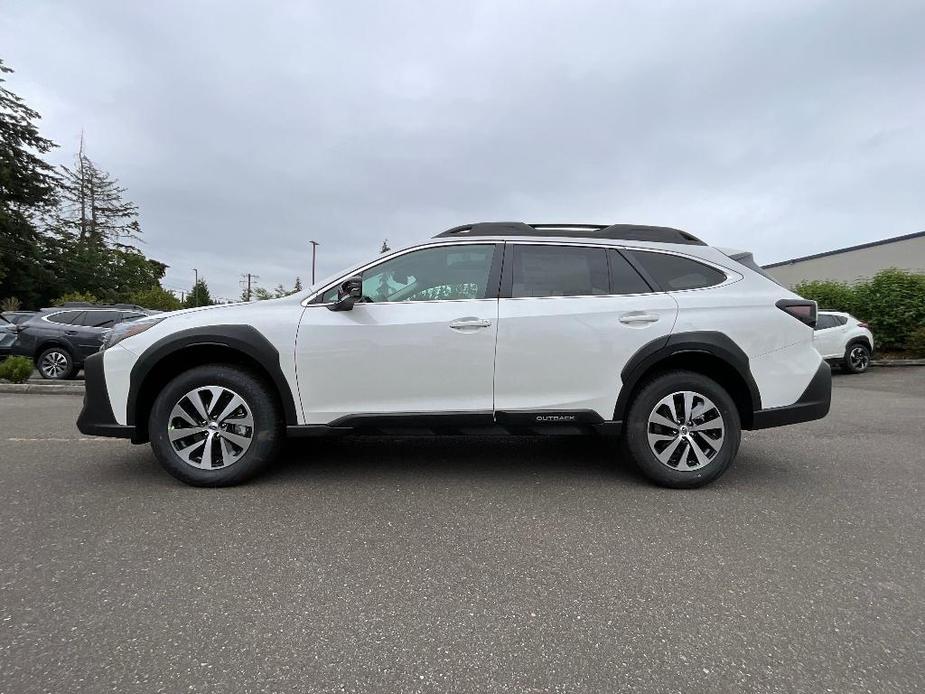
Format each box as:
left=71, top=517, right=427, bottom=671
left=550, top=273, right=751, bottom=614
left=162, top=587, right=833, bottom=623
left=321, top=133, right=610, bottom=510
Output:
left=6, top=437, right=123, bottom=442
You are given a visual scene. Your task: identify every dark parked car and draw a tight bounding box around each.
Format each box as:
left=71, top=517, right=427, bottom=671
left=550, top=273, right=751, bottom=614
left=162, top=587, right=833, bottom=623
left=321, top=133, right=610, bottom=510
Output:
left=1, top=311, right=38, bottom=325
left=12, top=305, right=153, bottom=379
left=0, top=316, right=23, bottom=360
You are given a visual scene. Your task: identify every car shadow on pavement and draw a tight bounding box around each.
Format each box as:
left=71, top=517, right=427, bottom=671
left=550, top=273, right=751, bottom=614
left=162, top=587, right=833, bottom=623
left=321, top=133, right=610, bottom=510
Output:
left=260, top=434, right=652, bottom=487
left=95, top=433, right=794, bottom=490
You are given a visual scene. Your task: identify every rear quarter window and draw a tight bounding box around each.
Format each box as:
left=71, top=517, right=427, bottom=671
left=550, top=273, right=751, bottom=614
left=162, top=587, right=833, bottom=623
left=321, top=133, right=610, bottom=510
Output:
left=626, top=251, right=726, bottom=291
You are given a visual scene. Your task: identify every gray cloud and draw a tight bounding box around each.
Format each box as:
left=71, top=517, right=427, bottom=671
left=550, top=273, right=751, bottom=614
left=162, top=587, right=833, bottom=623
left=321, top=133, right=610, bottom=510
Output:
left=3, top=0, right=924, bottom=299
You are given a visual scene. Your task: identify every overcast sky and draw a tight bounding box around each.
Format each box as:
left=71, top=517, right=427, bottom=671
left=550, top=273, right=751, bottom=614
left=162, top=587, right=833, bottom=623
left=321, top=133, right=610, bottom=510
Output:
left=2, top=0, right=924, bottom=299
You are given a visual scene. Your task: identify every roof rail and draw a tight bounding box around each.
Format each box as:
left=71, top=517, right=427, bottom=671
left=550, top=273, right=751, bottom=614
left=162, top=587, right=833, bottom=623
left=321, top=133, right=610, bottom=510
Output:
left=57, top=302, right=148, bottom=311
left=433, top=222, right=706, bottom=245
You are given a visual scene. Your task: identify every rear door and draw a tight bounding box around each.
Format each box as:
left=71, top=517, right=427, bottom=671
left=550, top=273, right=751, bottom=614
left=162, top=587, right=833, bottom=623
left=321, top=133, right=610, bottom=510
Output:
left=813, top=314, right=843, bottom=358
left=71, top=310, right=122, bottom=359
left=493, top=243, right=678, bottom=421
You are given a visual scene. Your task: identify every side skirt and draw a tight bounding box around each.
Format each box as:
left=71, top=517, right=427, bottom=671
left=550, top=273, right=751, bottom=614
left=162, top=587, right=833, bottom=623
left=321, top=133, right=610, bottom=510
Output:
left=287, top=410, right=622, bottom=437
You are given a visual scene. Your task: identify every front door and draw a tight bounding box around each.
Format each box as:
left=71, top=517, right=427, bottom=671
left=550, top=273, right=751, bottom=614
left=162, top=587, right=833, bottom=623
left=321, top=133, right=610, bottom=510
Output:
left=296, top=243, right=502, bottom=424
left=493, top=243, right=678, bottom=419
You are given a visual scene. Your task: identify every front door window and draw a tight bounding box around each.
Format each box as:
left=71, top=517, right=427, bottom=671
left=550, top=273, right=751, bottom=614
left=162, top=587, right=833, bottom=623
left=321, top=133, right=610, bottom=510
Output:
left=322, top=245, right=496, bottom=303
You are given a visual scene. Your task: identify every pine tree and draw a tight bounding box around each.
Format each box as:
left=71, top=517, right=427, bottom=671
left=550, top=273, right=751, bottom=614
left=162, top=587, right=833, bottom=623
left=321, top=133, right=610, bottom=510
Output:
left=293, top=276, right=303, bottom=292
left=184, top=279, right=213, bottom=308
left=380, top=238, right=391, bottom=254
left=0, top=60, right=57, bottom=207
left=0, top=59, right=59, bottom=307
left=55, top=136, right=140, bottom=246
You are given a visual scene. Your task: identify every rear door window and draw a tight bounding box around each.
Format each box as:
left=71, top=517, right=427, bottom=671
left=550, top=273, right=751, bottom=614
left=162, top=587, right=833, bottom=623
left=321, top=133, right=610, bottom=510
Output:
left=608, top=250, right=652, bottom=294
left=815, top=315, right=837, bottom=331
left=510, top=245, right=609, bottom=297
left=625, top=251, right=726, bottom=291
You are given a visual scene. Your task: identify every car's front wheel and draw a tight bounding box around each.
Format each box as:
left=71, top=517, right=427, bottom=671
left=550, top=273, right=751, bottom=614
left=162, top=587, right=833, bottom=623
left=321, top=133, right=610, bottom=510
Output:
left=623, top=370, right=741, bottom=488
left=842, top=343, right=871, bottom=374
left=37, top=347, right=77, bottom=380
left=148, top=365, right=283, bottom=486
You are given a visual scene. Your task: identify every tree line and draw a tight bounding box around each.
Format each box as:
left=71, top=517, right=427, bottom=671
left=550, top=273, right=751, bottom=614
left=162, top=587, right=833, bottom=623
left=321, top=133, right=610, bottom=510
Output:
left=0, top=59, right=300, bottom=313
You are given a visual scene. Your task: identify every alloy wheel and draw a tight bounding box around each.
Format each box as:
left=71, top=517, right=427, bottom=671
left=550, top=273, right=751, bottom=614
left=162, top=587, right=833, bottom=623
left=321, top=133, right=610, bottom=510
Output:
left=40, top=351, right=70, bottom=379
left=167, top=385, right=255, bottom=470
left=849, top=346, right=869, bottom=372
left=646, top=390, right=725, bottom=471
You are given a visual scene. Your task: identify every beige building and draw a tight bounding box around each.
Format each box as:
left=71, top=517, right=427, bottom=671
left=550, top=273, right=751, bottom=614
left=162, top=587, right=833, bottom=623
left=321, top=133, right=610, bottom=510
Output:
left=764, top=231, right=925, bottom=287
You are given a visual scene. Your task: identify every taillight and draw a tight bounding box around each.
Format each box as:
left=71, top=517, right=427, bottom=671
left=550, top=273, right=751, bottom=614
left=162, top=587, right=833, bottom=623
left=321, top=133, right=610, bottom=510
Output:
left=776, top=299, right=817, bottom=328
left=857, top=322, right=869, bottom=329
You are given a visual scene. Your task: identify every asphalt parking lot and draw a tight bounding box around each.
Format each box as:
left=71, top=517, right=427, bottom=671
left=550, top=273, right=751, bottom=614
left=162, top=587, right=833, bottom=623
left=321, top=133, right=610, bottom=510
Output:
left=1, top=368, right=923, bottom=693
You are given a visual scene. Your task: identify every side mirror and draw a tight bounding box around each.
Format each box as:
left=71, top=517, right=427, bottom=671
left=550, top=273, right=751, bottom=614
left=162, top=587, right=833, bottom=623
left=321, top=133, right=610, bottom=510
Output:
left=328, top=275, right=363, bottom=311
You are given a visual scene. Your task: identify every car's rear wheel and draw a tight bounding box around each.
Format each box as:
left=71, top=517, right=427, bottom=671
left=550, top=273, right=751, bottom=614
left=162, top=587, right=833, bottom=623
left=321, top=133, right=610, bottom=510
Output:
left=148, top=365, right=283, bottom=486
left=843, top=343, right=870, bottom=374
left=623, top=370, right=741, bottom=488
left=37, top=347, right=77, bottom=380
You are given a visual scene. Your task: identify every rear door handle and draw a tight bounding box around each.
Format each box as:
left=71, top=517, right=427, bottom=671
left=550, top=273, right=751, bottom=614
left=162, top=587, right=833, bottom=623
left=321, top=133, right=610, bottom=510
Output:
left=449, top=318, right=492, bottom=330
left=619, top=313, right=660, bottom=324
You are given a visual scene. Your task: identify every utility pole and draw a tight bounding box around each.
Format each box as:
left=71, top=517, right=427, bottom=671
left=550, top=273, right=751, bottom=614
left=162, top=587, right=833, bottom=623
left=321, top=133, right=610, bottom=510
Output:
left=309, top=240, right=319, bottom=285
left=193, top=268, right=199, bottom=307
left=240, top=273, right=259, bottom=301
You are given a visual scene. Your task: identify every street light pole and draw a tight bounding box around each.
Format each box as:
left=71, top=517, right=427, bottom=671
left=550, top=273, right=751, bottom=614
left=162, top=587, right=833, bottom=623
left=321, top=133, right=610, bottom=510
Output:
left=309, top=241, right=319, bottom=285
left=193, top=268, right=199, bottom=307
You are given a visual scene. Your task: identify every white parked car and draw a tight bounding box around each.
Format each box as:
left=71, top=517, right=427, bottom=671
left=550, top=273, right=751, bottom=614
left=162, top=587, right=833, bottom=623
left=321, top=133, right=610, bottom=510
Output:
left=813, top=311, right=874, bottom=374
left=78, top=222, right=831, bottom=488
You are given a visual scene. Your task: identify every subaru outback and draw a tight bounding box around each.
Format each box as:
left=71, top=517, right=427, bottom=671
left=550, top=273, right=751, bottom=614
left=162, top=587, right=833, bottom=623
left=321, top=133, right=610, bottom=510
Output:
left=77, top=223, right=831, bottom=488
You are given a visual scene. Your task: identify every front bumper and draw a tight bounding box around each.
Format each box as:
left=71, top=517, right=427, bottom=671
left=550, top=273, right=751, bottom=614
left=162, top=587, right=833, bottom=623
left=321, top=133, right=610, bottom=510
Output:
left=750, top=360, right=831, bottom=429
left=76, top=351, right=135, bottom=439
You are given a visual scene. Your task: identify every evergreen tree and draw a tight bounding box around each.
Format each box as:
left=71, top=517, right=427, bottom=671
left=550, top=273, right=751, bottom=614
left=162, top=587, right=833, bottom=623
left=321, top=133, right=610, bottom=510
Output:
left=55, top=137, right=140, bottom=246
left=293, top=276, right=303, bottom=292
left=0, top=59, right=59, bottom=307
left=380, top=238, right=391, bottom=254
left=184, top=279, right=213, bottom=308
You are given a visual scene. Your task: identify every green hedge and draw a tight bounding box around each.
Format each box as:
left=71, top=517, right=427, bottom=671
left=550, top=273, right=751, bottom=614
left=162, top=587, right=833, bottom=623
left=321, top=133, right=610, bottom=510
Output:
left=794, top=269, right=925, bottom=350
left=0, top=356, right=34, bottom=383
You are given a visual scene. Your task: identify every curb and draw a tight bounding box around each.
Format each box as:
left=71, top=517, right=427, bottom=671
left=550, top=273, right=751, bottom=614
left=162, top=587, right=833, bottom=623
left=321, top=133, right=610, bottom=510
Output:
left=0, top=383, right=85, bottom=395
left=871, top=359, right=925, bottom=367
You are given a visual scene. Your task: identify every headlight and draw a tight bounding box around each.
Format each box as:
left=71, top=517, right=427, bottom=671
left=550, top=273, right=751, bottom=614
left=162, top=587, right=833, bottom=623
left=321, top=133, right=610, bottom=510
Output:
left=102, top=317, right=165, bottom=350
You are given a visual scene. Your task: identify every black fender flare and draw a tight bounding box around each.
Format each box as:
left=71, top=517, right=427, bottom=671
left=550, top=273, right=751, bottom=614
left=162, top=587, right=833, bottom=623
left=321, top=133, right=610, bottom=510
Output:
left=612, top=331, right=762, bottom=423
left=126, top=325, right=299, bottom=426
left=844, top=336, right=872, bottom=355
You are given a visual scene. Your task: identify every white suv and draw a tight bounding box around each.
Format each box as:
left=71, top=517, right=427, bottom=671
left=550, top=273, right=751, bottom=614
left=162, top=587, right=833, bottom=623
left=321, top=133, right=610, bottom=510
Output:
left=814, top=311, right=874, bottom=374
left=77, top=222, right=831, bottom=488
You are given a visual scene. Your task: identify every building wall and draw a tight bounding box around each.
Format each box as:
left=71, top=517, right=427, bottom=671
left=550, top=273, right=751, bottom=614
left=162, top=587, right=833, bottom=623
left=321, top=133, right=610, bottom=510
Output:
left=765, top=234, right=925, bottom=287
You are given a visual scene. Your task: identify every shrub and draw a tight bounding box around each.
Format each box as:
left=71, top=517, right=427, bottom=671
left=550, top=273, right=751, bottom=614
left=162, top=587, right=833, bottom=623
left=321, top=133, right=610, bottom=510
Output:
left=1, top=297, right=21, bottom=312
left=851, top=269, right=925, bottom=350
left=792, top=280, right=857, bottom=314
left=907, top=326, right=925, bottom=358
left=0, top=356, right=34, bottom=383
left=53, top=291, right=98, bottom=306
left=130, top=286, right=182, bottom=312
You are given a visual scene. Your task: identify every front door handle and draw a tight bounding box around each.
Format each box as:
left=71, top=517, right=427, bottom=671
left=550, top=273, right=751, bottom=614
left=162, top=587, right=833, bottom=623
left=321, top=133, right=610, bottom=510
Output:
left=619, top=312, right=660, bottom=324
left=449, top=318, right=492, bottom=331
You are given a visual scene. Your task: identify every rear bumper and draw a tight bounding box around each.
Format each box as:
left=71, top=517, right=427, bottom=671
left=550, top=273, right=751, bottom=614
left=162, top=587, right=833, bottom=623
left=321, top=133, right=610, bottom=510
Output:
left=76, top=351, right=135, bottom=440
left=750, top=361, right=831, bottom=429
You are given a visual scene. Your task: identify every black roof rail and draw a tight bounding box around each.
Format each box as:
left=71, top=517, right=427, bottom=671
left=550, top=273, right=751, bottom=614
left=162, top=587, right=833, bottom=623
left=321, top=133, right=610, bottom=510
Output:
left=56, top=302, right=149, bottom=311
left=433, top=222, right=706, bottom=245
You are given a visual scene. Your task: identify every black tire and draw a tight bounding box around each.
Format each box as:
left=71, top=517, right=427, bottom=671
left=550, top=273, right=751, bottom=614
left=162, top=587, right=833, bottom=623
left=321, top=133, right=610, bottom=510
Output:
left=36, top=346, right=77, bottom=380
left=148, top=364, right=283, bottom=486
left=623, top=370, right=741, bottom=488
left=842, top=342, right=870, bottom=374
